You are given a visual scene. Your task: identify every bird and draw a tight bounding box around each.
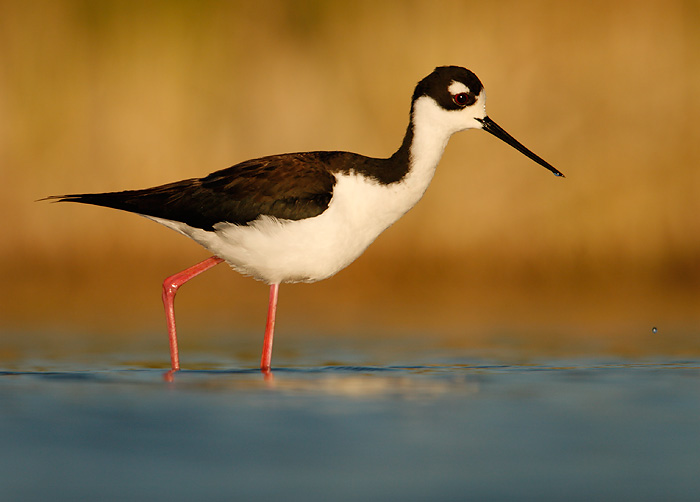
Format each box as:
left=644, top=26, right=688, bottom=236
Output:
left=45, top=66, right=564, bottom=373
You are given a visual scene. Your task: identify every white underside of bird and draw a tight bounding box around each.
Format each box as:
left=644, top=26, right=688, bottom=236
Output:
left=146, top=93, right=487, bottom=285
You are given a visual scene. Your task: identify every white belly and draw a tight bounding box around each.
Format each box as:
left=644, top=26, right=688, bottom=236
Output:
left=146, top=170, right=434, bottom=284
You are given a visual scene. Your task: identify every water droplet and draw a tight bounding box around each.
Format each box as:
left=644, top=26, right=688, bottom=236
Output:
left=652, top=327, right=658, bottom=334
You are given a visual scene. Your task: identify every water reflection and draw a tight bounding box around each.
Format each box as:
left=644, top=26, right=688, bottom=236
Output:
left=2, top=360, right=699, bottom=501
left=157, top=364, right=482, bottom=399
left=5, top=360, right=698, bottom=399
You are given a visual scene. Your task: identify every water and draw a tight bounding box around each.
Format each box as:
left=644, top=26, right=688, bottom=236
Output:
left=1, top=337, right=699, bottom=502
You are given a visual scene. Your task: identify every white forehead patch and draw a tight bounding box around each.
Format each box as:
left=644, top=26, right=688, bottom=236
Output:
left=448, top=80, right=470, bottom=95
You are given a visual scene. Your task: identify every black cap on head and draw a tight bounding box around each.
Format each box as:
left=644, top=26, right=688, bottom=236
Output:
left=412, top=66, right=484, bottom=110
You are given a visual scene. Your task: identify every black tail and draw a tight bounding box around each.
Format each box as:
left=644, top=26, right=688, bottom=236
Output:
left=39, top=181, right=226, bottom=229
left=41, top=188, right=180, bottom=218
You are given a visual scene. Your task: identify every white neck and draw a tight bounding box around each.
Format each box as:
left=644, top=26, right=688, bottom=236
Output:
left=409, top=96, right=455, bottom=175
left=407, top=92, right=487, bottom=181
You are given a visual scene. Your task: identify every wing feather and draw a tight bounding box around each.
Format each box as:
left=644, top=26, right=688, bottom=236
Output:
left=48, top=152, right=339, bottom=231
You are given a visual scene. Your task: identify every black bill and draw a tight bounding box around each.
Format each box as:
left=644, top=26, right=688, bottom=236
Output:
left=476, top=116, right=564, bottom=177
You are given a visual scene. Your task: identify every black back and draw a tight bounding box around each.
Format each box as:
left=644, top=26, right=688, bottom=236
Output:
left=48, top=66, right=482, bottom=231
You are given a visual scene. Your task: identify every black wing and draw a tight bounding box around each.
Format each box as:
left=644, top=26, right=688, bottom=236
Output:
left=46, top=152, right=341, bottom=231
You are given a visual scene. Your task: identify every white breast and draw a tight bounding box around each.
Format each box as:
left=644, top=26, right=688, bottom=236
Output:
left=147, top=166, right=433, bottom=284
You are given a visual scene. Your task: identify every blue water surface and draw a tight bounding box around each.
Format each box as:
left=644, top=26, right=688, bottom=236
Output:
left=1, top=337, right=699, bottom=502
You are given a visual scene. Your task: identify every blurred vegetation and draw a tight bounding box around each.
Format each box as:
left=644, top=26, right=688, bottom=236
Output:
left=1, top=0, right=698, bottom=353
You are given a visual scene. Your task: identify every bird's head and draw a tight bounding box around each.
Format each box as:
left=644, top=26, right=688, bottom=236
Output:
left=411, top=66, right=564, bottom=177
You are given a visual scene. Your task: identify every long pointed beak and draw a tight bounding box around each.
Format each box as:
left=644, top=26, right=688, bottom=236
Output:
left=476, top=116, right=564, bottom=177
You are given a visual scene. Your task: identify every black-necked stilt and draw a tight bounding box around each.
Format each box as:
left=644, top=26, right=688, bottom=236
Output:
left=46, top=66, right=564, bottom=372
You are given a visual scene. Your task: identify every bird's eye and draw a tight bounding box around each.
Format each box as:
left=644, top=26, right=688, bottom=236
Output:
left=452, top=92, right=474, bottom=107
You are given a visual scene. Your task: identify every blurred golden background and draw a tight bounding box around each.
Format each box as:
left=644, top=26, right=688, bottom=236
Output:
left=1, top=0, right=698, bottom=358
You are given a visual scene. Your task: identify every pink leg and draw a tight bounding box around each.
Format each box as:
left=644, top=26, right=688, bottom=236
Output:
left=162, top=256, right=224, bottom=371
left=260, top=283, right=280, bottom=372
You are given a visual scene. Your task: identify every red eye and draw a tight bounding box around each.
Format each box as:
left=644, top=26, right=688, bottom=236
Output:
left=452, top=93, right=474, bottom=106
